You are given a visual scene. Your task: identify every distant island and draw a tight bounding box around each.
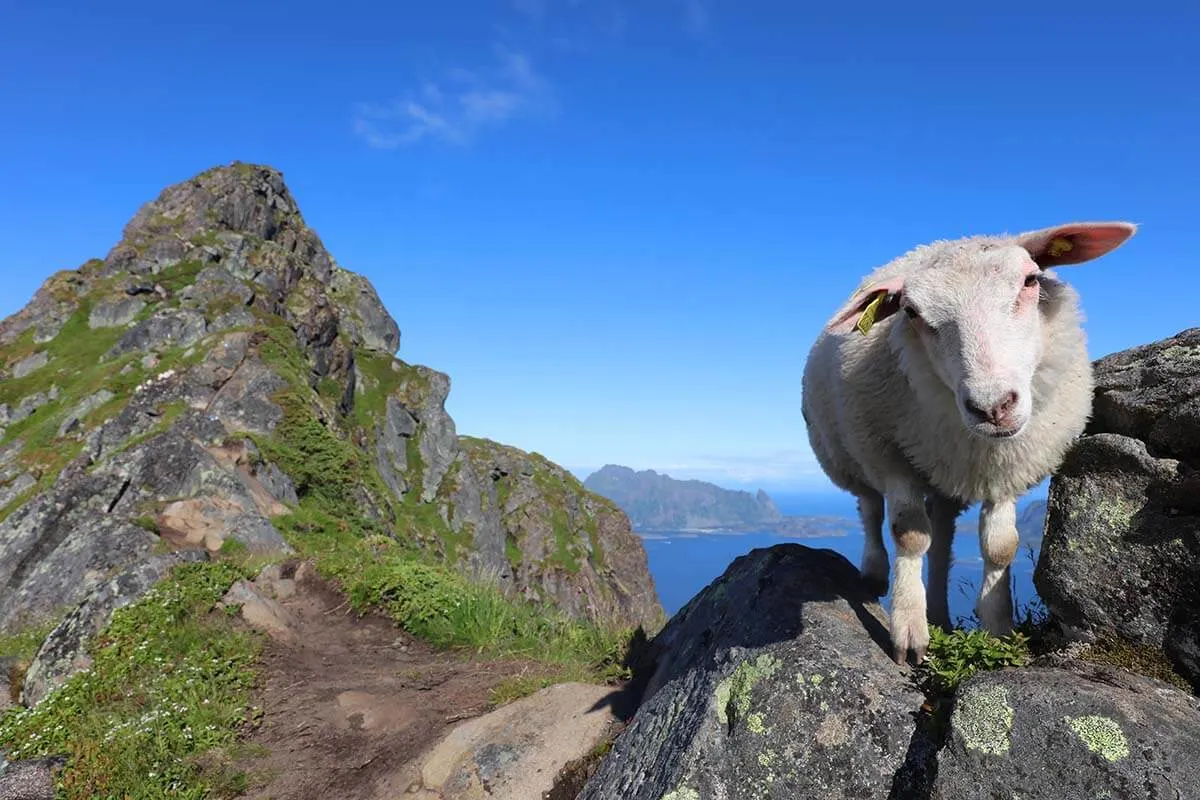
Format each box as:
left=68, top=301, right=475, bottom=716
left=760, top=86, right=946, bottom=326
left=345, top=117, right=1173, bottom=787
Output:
left=582, top=464, right=851, bottom=537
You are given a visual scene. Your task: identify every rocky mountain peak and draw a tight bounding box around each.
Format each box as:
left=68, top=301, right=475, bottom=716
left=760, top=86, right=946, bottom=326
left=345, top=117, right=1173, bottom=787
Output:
left=0, top=162, right=662, bottom=697
left=105, top=162, right=324, bottom=278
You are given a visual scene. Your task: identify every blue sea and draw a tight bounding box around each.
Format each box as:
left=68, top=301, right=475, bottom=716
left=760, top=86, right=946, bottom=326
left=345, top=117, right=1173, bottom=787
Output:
left=639, top=491, right=1045, bottom=627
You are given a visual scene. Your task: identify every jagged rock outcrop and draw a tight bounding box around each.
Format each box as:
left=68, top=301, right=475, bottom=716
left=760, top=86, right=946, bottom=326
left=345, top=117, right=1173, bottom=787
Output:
left=582, top=544, right=1200, bottom=800
left=1036, top=327, right=1200, bottom=687
left=933, top=665, right=1200, bottom=799
left=580, top=544, right=936, bottom=800
left=0, top=161, right=663, bottom=702
left=444, top=439, right=663, bottom=629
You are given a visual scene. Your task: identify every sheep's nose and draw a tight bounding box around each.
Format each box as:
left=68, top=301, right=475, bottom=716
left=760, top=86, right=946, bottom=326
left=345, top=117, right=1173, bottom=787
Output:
left=965, top=391, right=1019, bottom=427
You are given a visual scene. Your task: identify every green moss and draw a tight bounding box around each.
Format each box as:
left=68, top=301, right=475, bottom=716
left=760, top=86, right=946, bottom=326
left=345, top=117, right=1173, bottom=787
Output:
left=132, top=515, right=159, bottom=533
left=584, top=515, right=605, bottom=570
left=551, top=508, right=581, bottom=574
left=953, top=683, right=1014, bottom=756
left=190, top=230, right=224, bottom=248
left=0, top=561, right=262, bottom=799
left=316, top=376, right=342, bottom=402
left=0, top=618, right=60, bottom=661
left=505, top=533, right=523, bottom=569
left=0, top=486, right=39, bottom=526
left=350, top=350, right=429, bottom=435
left=154, top=260, right=206, bottom=295
left=715, top=653, right=781, bottom=728
left=1065, top=715, right=1129, bottom=762
left=1078, top=635, right=1191, bottom=691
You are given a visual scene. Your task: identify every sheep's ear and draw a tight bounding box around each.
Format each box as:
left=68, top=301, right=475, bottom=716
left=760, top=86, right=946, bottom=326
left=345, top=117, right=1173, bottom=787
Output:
left=1017, top=221, right=1137, bottom=267
left=825, top=277, right=905, bottom=336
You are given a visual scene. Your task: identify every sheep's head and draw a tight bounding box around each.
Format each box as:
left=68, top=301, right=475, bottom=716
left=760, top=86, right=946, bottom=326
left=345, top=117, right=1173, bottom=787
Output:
left=826, top=221, right=1137, bottom=439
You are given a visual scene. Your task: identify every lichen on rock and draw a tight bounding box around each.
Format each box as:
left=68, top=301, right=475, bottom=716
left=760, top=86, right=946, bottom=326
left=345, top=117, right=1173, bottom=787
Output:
left=1065, top=715, right=1129, bottom=762
left=952, top=683, right=1014, bottom=756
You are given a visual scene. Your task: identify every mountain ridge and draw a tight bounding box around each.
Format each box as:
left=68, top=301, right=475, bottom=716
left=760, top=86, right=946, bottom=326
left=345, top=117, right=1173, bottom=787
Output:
left=0, top=160, right=664, bottom=642
left=584, top=463, right=799, bottom=532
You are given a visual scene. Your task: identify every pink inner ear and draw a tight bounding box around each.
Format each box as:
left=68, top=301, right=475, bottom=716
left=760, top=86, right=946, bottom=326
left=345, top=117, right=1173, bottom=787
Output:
left=1023, top=222, right=1137, bottom=267
left=825, top=276, right=905, bottom=334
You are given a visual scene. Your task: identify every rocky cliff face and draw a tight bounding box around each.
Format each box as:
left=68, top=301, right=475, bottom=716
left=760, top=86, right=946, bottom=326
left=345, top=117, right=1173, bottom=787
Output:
left=0, top=163, right=663, bottom=652
left=1036, top=327, right=1200, bottom=687
left=583, top=464, right=783, bottom=531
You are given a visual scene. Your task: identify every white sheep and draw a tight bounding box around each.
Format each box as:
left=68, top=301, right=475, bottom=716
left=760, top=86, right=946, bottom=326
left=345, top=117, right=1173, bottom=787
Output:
left=800, top=221, right=1136, bottom=664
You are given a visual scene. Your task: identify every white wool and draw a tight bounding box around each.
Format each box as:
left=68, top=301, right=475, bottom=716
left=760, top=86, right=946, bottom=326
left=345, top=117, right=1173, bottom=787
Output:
left=800, top=221, right=1136, bottom=662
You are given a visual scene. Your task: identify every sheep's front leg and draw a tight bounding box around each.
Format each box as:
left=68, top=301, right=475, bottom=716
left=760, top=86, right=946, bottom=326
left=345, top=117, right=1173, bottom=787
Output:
left=887, top=483, right=932, bottom=665
left=926, top=494, right=962, bottom=633
left=976, top=498, right=1018, bottom=636
left=857, top=492, right=888, bottom=598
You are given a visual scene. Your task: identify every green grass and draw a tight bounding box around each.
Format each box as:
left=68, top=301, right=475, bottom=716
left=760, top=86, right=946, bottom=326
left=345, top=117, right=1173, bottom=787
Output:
left=0, top=561, right=262, bottom=799
left=922, top=626, right=1031, bottom=695
left=0, top=619, right=60, bottom=661
left=275, top=500, right=634, bottom=683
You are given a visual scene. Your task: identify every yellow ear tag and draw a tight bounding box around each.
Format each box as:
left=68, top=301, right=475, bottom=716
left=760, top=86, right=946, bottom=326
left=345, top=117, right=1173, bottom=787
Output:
left=1047, top=236, right=1074, bottom=258
left=854, top=291, right=888, bottom=336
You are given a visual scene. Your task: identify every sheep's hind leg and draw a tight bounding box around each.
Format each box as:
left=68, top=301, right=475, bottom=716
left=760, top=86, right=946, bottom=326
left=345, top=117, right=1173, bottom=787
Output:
left=926, top=493, right=964, bottom=633
left=887, top=482, right=933, bottom=666
left=857, top=491, right=888, bottom=598
left=976, top=498, right=1018, bottom=636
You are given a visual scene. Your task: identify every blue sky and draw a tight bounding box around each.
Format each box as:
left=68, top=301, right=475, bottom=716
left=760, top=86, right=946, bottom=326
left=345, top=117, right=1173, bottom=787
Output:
left=2, top=1, right=1196, bottom=492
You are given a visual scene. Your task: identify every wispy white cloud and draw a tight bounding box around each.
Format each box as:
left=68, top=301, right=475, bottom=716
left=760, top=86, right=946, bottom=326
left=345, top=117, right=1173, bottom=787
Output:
left=354, top=46, right=552, bottom=149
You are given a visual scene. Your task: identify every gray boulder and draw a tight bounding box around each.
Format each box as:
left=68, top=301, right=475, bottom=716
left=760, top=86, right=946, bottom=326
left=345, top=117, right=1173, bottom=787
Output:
left=10, top=353, right=48, bottom=380
left=87, top=296, right=145, bottom=329
left=933, top=665, right=1200, bottom=799
left=579, top=544, right=934, bottom=800
left=108, top=308, right=207, bottom=357
left=1036, top=328, right=1200, bottom=687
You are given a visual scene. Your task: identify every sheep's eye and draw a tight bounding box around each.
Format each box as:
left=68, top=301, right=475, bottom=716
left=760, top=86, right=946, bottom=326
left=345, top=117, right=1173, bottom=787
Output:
left=1023, top=273, right=1040, bottom=288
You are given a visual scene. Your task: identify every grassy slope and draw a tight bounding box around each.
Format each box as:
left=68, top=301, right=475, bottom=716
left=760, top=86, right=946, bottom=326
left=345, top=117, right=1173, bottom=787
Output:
left=0, top=290, right=640, bottom=798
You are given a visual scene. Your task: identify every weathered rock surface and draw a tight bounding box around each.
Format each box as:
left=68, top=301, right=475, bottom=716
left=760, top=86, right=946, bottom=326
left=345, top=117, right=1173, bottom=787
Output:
left=20, top=551, right=208, bottom=706
left=0, top=755, right=60, bottom=800
left=580, top=544, right=934, bottom=800
left=1037, top=328, right=1200, bottom=687
left=87, top=295, right=144, bottom=329
left=446, top=437, right=665, bottom=631
left=411, top=682, right=619, bottom=799
left=218, top=578, right=298, bottom=643
left=0, top=160, right=663, bottom=704
left=933, top=665, right=1200, bottom=799
left=10, top=353, right=47, bottom=380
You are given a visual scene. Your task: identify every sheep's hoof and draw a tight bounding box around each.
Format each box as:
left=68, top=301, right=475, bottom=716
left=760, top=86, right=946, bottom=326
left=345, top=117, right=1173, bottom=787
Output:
left=892, top=643, right=929, bottom=667
left=890, top=611, right=930, bottom=667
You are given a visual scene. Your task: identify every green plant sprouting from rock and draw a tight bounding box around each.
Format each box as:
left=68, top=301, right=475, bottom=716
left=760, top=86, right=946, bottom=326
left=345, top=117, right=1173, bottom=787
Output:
left=923, top=627, right=1031, bottom=695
